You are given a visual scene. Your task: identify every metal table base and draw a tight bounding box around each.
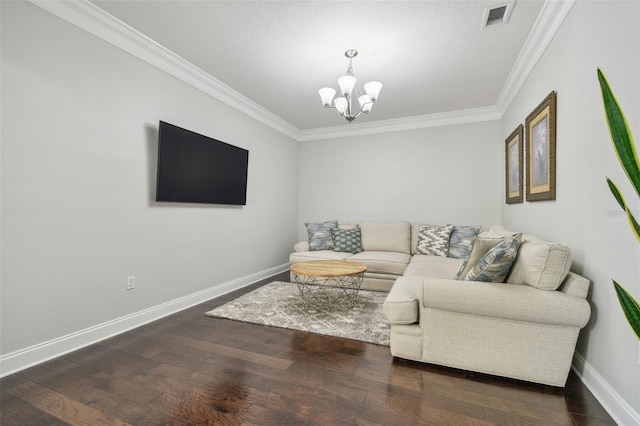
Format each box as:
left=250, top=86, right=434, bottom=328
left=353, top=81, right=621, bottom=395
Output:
left=292, top=271, right=364, bottom=310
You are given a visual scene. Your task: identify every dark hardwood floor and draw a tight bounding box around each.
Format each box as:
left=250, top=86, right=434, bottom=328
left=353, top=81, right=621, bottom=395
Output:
left=1, top=272, right=615, bottom=425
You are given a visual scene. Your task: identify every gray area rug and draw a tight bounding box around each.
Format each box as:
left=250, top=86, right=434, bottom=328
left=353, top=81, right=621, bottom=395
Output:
left=205, top=281, right=390, bottom=346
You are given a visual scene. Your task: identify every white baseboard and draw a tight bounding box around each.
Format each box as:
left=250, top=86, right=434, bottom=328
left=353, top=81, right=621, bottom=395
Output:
left=3, top=272, right=636, bottom=426
left=572, top=352, right=640, bottom=426
left=0, top=264, right=289, bottom=378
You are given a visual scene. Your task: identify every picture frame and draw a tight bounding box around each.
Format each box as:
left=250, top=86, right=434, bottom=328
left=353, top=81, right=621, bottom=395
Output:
left=525, top=91, right=556, bottom=201
left=505, top=124, right=523, bottom=204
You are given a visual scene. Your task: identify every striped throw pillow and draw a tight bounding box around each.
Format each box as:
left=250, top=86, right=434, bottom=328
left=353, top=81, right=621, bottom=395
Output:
left=465, top=233, right=522, bottom=283
left=305, top=220, right=339, bottom=251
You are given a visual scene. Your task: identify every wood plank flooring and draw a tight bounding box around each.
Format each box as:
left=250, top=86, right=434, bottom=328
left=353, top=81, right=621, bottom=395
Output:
left=1, top=273, right=615, bottom=425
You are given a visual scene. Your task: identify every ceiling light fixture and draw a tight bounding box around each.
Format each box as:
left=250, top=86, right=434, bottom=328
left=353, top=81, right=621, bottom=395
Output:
left=318, top=49, right=382, bottom=123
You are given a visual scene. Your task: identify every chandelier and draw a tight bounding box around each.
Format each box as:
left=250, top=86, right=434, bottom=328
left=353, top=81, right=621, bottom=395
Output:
left=318, top=49, right=382, bottom=123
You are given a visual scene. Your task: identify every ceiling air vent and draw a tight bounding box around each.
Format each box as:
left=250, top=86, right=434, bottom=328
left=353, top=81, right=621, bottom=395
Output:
left=482, top=2, right=514, bottom=28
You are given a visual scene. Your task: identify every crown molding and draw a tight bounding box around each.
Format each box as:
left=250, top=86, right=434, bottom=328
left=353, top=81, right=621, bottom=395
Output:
left=28, top=0, right=300, bottom=140
left=495, top=0, right=576, bottom=114
left=29, top=0, right=571, bottom=142
left=298, top=107, right=502, bottom=141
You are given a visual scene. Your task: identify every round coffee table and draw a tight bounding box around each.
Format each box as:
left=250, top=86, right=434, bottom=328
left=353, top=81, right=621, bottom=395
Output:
left=290, top=260, right=367, bottom=309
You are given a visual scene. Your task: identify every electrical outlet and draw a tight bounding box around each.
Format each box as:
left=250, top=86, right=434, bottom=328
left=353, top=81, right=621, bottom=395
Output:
left=126, top=276, right=135, bottom=290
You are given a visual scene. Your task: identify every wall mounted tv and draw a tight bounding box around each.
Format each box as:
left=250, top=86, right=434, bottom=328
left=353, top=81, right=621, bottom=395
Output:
left=155, top=121, right=249, bottom=205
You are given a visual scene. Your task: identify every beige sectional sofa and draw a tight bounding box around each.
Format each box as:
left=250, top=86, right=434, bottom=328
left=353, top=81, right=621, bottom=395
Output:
left=290, top=221, right=463, bottom=291
left=289, top=221, right=591, bottom=386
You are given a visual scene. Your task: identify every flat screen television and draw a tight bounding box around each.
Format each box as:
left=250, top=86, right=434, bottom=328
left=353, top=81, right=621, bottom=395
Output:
left=155, top=121, right=249, bottom=205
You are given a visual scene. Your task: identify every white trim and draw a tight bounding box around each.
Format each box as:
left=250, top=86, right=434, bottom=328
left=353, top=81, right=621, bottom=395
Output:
left=28, top=0, right=300, bottom=141
left=0, top=263, right=289, bottom=378
left=496, top=0, right=576, bottom=115
left=298, top=107, right=501, bottom=141
left=27, top=0, right=567, bottom=142
left=572, top=352, right=640, bottom=426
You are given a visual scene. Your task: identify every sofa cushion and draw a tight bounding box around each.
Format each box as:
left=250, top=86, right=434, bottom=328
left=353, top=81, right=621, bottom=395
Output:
left=359, top=221, right=411, bottom=254
left=289, top=250, right=352, bottom=264
left=416, top=225, right=453, bottom=256
left=455, top=236, right=503, bottom=279
left=465, top=233, right=522, bottom=283
left=305, top=220, right=338, bottom=251
left=347, top=251, right=411, bottom=275
left=293, top=241, right=310, bottom=252
left=332, top=226, right=363, bottom=254
left=507, top=241, right=572, bottom=290
left=404, top=255, right=464, bottom=279
left=448, top=225, right=481, bottom=259
left=481, top=225, right=518, bottom=237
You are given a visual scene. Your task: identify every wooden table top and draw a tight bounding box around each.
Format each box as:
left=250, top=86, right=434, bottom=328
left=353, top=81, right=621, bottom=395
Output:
left=290, top=260, right=367, bottom=277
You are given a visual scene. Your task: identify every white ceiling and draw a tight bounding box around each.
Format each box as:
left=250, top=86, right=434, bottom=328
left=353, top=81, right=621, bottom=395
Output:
left=89, top=0, right=546, bottom=132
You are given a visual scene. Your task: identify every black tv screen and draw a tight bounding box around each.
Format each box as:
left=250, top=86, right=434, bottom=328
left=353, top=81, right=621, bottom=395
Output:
left=156, top=121, right=249, bottom=205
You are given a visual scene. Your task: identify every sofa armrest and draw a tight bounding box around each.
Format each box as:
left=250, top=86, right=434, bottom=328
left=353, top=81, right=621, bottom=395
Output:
left=422, top=278, right=591, bottom=328
left=558, top=271, right=590, bottom=298
left=383, top=277, right=423, bottom=325
left=293, top=241, right=310, bottom=252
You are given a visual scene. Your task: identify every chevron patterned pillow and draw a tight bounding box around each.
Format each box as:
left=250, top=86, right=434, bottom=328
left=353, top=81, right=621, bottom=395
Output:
left=416, top=225, right=453, bottom=256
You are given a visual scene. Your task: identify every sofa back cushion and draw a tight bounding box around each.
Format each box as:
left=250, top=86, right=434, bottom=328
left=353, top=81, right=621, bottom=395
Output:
left=359, top=221, right=411, bottom=254
left=507, top=239, right=572, bottom=290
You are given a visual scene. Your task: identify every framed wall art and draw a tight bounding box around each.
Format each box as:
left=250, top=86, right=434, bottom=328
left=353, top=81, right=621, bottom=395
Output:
left=526, top=91, right=556, bottom=201
left=505, top=124, right=523, bottom=204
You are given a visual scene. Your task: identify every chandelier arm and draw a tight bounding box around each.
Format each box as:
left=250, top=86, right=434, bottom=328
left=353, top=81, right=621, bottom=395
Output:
left=326, top=99, right=373, bottom=119
left=342, top=105, right=366, bottom=121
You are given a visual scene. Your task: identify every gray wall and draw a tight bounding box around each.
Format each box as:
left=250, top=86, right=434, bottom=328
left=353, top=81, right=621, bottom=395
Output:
left=500, top=0, right=640, bottom=419
left=298, top=121, right=502, bottom=238
left=297, top=1, right=640, bottom=420
left=2, top=0, right=639, bottom=422
left=1, top=1, right=298, bottom=355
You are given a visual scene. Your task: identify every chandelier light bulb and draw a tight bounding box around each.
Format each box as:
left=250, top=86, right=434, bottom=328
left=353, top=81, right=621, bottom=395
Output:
left=318, top=87, right=336, bottom=107
left=334, top=97, right=348, bottom=115
left=364, top=81, right=383, bottom=102
left=358, top=95, right=373, bottom=113
left=337, top=75, right=357, bottom=97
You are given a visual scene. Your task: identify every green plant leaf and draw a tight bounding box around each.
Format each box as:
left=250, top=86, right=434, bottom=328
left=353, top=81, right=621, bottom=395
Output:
left=601, top=69, right=640, bottom=342
left=598, top=69, right=640, bottom=198
left=613, top=280, right=640, bottom=340
left=607, top=178, right=640, bottom=241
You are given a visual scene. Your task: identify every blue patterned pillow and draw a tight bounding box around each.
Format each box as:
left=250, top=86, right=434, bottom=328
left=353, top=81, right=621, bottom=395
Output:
left=448, top=225, right=481, bottom=260
left=465, top=233, right=522, bottom=283
left=332, top=226, right=363, bottom=253
left=305, top=220, right=338, bottom=251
